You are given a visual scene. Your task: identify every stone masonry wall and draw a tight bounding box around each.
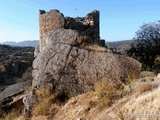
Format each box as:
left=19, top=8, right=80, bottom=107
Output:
left=39, top=9, right=100, bottom=51
left=39, top=10, right=65, bottom=51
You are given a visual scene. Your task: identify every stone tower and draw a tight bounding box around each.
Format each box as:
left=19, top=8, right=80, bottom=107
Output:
left=39, top=10, right=65, bottom=50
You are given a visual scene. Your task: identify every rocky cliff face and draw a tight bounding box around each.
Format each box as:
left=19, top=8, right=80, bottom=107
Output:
left=23, top=10, right=141, bottom=116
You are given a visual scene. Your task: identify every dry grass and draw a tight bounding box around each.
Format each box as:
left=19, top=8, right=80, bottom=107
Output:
left=52, top=77, right=160, bottom=120
left=0, top=109, right=21, bottom=120
left=94, top=78, right=118, bottom=110
left=32, top=100, right=51, bottom=116
left=137, top=82, right=156, bottom=95
left=117, top=86, right=160, bottom=120
left=32, top=86, right=59, bottom=116
left=29, top=85, right=160, bottom=120
left=83, top=44, right=110, bottom=52
left=52, top=76, right=160, bottom=120
left=83, top=78, right=124, bottom=111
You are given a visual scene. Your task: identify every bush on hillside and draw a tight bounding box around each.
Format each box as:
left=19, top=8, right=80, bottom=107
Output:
left=127, top=21, right=160, bottom=73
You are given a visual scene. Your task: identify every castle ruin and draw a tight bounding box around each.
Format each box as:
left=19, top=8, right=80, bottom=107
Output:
left=39, top=9, right=104, bottom=51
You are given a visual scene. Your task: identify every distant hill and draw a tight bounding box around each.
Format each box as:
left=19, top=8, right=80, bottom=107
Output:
left=0, top=40, right=39, bottom=47
left=105, top=39, right=135, bottom=54
left=0, top=40, right=135, bottom=48
left=106, top=39, right=135, bottom=49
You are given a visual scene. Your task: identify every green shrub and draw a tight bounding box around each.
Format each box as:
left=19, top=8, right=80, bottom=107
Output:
left=127, top=22, right=160, bottom=73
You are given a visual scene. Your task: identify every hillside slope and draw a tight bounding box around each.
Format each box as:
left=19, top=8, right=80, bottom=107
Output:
left=13, top=73, right=160, bottom=120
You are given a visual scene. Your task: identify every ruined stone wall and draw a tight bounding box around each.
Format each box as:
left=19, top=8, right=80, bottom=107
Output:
left=65, top=10, right=100, bottom=40
left=39, top=9, right=100, bottom=51
left=85, top=10, right=100, bottom=40
left=39, top=10, right=65, bottom=50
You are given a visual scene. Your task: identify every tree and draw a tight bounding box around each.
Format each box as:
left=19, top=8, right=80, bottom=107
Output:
left=127, top=21, right=160, bottom=73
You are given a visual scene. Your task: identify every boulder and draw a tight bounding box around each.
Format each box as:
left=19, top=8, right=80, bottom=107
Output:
left=23, top=29, right=141, bottom=116
left=32, top=29, right=141, bottom=93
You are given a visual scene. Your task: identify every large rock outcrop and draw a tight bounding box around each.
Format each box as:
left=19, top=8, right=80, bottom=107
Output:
left=32, top=28, right=141, bottom=93
left=23, top=10, right=141, bottom=116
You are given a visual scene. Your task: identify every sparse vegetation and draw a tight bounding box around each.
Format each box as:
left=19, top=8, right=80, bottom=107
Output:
left=118, top=86, right=160, bottom=120
left=32, top=86, right=60, bottom=116
left=83, top=44, right=110, bottom=52
left=0, top=44, right=34, bottom=83
left=0, top=109, right=21, bottom=120
left=93, top=78, right=121, bottom=110
left=136, top=82, right=157, bottom=96
left=17, top=67, right=33, bottom=82
left=83, top=78, right=124, bottom=111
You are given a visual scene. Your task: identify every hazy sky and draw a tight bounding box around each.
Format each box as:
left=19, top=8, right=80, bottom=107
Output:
left=0, top=0, right=160, bottom=42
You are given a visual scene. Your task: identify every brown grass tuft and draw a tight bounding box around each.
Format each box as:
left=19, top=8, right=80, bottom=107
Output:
left=83, top=78, right=124, bottom=111
left=32, top=86, right=58, bottom=116
left=136, top=82, right=157, bottom=96
left=83, top=44, right=110, bottom=52
left=94, top=78, right=122, bottom=110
